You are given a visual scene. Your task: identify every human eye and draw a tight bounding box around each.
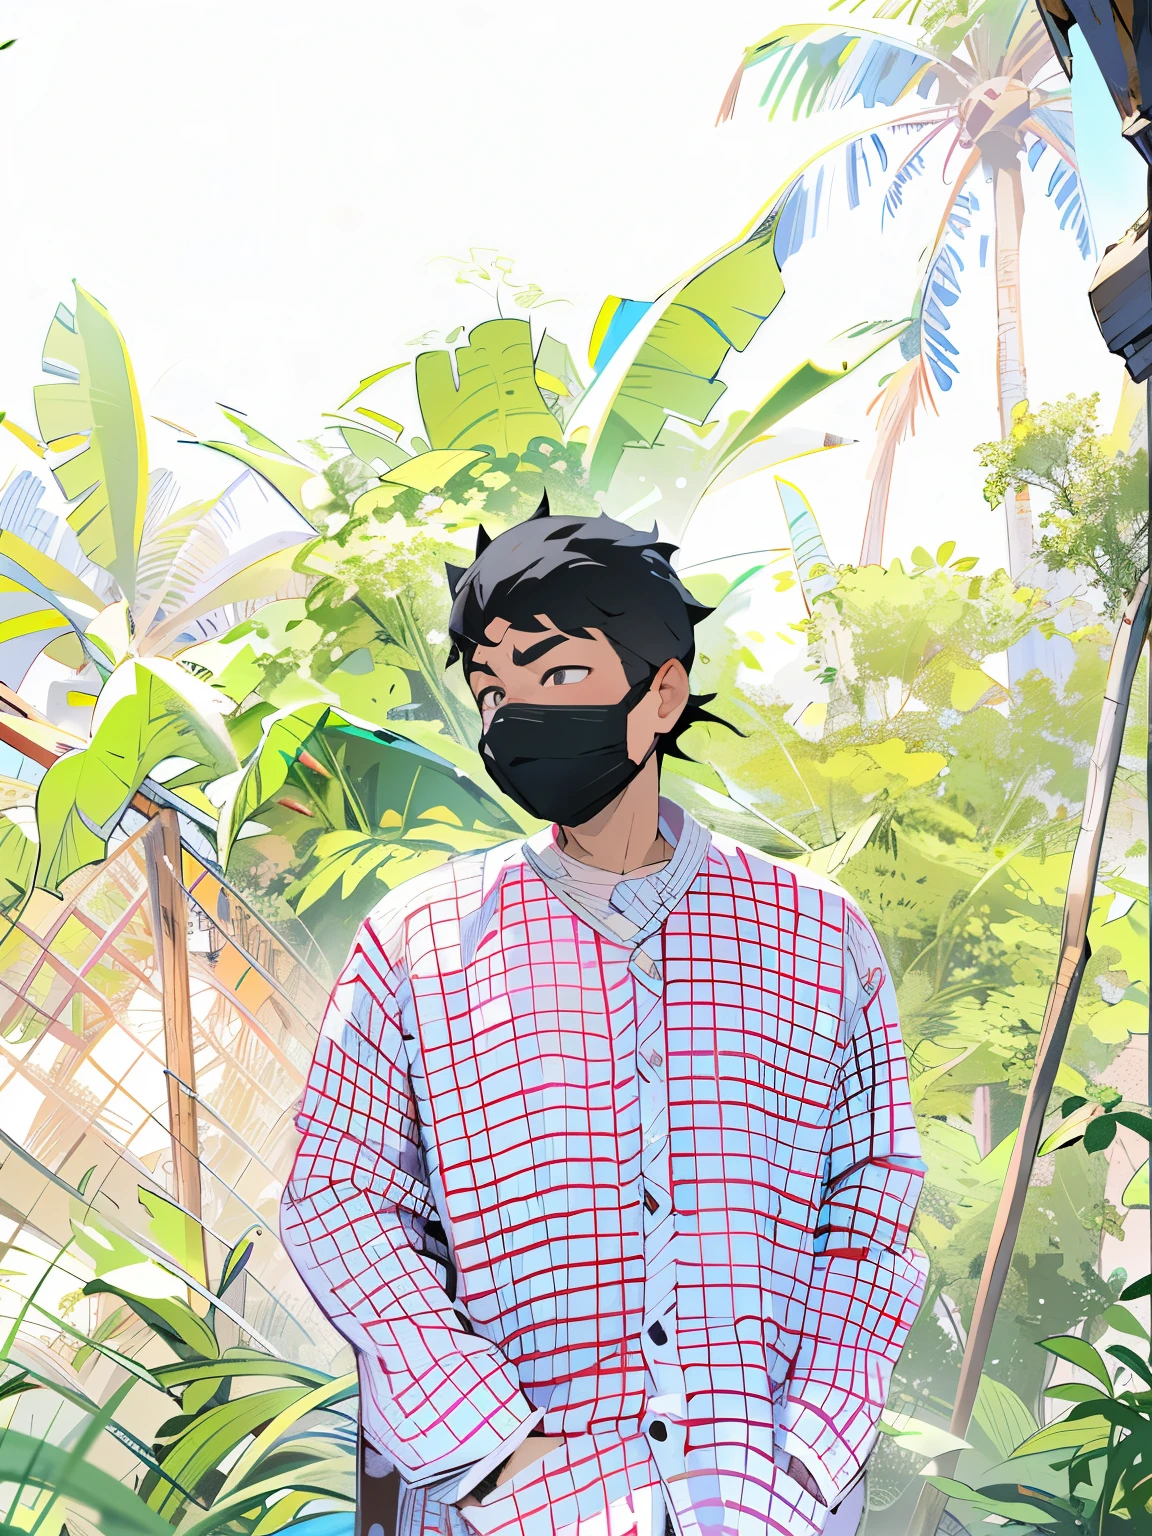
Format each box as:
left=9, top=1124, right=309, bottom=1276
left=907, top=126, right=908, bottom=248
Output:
left=542, top=666, right=590, bottom=687
left=476, top=685, right=506, bottom=710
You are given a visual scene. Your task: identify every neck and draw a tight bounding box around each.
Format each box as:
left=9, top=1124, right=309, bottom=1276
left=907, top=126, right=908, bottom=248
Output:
left=557, top=756, right=668, bottom=874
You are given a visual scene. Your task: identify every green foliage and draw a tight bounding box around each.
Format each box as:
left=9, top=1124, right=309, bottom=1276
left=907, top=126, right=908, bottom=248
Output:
left=978, top=394, right=1148, bottom=617
left=0, top=1430, right=173, bottom=1535
left=217, top=701, right=524, bottom=958
left=933, top=1268, right=1152, bottom=1527
left=0, top=808, right=35, bottom=917
left=415, top=316, right=564, bottom=456
left=0, top=1186, right=357, bottom=1535
left=33, top=658, right=237, bottom=893
left=34, top=283, right=148, bottom=600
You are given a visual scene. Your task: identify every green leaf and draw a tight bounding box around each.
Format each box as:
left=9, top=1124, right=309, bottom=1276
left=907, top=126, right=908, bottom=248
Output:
left=0, top=809, right=36, bottom=918
left=34, top=285, right=148, bottom=597
left=152, top=1349, right=333, bottom=1392
left=339, top=425, right=412, bottom=471
left=138, top=1186, right=207, bottom=1288
left=1123, top=1159, right=1150, bottom=1208
left=1122, top=1274, right=1152, bottom=1301
left=1060, top=1094, right=1089, bottom=1119
left=1010, top=1412, right=1113, bottom=1460
left=218, top=704, right=518, bottom=954
left=0, top=1428, right=172, bottom=1535
left=972, top=1373, right=1039, bottom=1460
left=1103, top=1303, right=1150, bottom=1342
left=1044, top=1382, right=1108, bottom=1403
left=1039, top=1100, right=1099, bottom=1155
left=34, top=658, right=237, bottom=892
left=1114, top=1111, right=1152, bottom=1141
left=1037, top=1335, right=1114, bottom=1392
left=0, top=526, right=108, bottom=679
left=197, top=438, right=317, bottom=518
left=199, top=1374, right=358, bottom=1516
left=82, top=1267, right=220, bottom=1363
left=923, top=1475, right=1059, bottom=1523
left=27, top=1299, right=168, bottom=1394
left=144, top=1385, right=313, bottom=1518
left=1106, top=1343, right=1152, bottom=1388
left=217, top=1228, right=259, bottom=1296
left=1083, top=1113, right=1119, bottom=1153
left=338, top=361, right=410, bottom=409
left=713, top=323, right=908, bottom=481
left=415, top=317, right=562, bottom=457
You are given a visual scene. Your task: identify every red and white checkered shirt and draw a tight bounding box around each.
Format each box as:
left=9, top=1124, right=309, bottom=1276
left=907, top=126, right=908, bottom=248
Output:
left=282, top=800, right=926, bottom=1536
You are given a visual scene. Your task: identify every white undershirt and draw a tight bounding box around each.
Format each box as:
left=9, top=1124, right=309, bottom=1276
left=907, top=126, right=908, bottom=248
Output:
left=547, top=846, right=670, bottom=952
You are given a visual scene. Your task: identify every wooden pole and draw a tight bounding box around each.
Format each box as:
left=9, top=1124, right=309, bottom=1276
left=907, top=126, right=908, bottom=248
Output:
left=144, top=808, right=206, bottom=1276
left=356, top=1412, right=399, bottom=1536
left=907, top=572, right=1151, bottom=1536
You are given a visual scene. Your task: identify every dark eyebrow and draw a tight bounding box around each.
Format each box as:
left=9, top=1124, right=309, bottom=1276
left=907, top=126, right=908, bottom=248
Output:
left=467, top=659, right=497, bottom=678
left=512, top=634, right=569, bottom=667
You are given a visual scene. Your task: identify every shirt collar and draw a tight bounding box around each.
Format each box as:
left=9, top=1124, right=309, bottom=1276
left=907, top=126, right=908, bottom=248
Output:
left=523, top=797, right=712, bottom=942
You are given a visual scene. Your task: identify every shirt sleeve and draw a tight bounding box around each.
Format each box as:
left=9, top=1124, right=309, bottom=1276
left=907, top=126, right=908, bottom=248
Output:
left=280, top=913, right=538, bottom=1487
left=773, top=903, right=928, bottom=1507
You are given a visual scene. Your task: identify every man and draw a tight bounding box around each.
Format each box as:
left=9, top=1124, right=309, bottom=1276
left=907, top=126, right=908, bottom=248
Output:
left=282, top=501, right=927, bottom=1536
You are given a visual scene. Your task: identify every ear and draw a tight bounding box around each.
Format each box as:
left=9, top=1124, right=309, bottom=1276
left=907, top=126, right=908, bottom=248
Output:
left=445, top=563, right=467, bottom=596
left=475, top=523, right=492, bottom=554
left=530, top=489, right=551, bottom=520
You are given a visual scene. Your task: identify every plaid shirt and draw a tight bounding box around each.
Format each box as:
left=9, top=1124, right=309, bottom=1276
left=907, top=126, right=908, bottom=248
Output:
left=282, top=801, right=926, bottom=1536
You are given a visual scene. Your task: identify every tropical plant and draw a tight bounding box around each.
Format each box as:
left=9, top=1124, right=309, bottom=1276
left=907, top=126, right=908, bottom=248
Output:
left=0, top=1176, right=357, bottom=1536
left=0, top=283, right=324, bottom=899
left=212, top=702, right=526, bottom=959
left=980, top=391, right=1149, bottom=617
left=718, top=0, right=1091, bottom=573
left=906, top=565, right=1150, bottom=1536
left=928, top=1103, right=1152, bottom=1530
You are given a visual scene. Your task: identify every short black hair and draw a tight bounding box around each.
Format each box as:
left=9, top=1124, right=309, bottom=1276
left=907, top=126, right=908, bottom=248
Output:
left=446, top=494, right=725, bottom=758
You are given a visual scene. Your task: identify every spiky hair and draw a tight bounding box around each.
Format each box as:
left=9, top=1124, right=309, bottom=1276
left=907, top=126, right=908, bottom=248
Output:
left=446, top=492, right=727, bottom=758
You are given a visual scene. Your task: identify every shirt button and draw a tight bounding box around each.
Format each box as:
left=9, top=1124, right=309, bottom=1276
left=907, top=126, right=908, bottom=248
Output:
left=649, top=1420, right=668, bottom=1442
left=648, top=1322, right=668, bottom=1345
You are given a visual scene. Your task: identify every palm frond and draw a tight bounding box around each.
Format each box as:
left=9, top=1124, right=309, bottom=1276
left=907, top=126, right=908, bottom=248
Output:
left=774, top=118, right=943, bottom=264
left=879, top=119, right=956, bottom=224
left=718, top=23, right=963, bottom=125
left=138, top=472, right=315, bottom=655
left=1023, top=122, right=1093, bottom=261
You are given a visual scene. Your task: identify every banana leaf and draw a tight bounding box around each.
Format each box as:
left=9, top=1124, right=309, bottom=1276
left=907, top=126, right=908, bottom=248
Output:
left=415, top=318, right=563, bottom=456
left=217, top=703, right=521, bottom=957
left=34, top=658, right=237, bottom=893
left=0, top=808, right=35, bottom=917
left=34, top=284, right=148, bottom=599
left=0, top=529, right=107, bottom=685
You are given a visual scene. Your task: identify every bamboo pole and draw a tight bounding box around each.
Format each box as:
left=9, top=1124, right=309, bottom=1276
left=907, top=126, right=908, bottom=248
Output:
left=907, top=571, right=1151, bottom=1536
left=144, top=807, right=207, bottom=1280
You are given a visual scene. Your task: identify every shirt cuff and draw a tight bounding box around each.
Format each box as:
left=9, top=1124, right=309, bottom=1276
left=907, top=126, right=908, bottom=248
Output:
left=437, top=1407, right=545, bottom=1503
left=774, top=1424, right=853, bottom=1510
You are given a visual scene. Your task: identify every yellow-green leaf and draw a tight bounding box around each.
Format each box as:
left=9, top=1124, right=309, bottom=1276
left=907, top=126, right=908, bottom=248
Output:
left=34, top=285, right=148, bottom=597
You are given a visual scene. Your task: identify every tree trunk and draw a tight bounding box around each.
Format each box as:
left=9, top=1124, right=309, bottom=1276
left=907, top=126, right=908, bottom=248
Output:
left=907, top=571, right=1151, bottom=1536
left=992, top=157, right=1035, bottom=582
left=858, top=435, right=896, bottom=567
left=144, top=807, right=206, bottom=1280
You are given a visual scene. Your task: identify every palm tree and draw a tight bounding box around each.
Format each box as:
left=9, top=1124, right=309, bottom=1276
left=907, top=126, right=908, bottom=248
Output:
left=718, top=1, right=1091, bottom=576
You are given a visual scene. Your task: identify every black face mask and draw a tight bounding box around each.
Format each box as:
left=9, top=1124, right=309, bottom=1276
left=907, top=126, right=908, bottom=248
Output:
left=479, top=673, right=658, bottom=826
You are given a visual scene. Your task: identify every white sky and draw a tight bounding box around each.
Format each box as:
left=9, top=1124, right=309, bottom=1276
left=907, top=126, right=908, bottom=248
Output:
left=0, top=0, right=1136, bottom=585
